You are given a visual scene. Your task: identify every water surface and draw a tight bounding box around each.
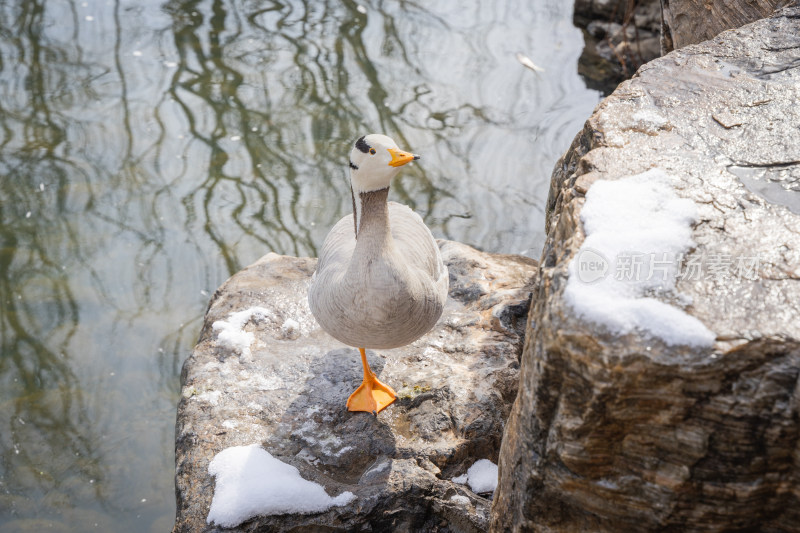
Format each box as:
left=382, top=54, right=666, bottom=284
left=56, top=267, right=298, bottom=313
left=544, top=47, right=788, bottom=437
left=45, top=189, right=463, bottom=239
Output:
left=0, top=0, right=601, bottom=530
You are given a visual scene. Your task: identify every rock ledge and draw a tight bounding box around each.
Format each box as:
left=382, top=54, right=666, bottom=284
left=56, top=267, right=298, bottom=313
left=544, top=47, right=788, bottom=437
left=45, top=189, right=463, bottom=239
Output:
left=173, top=240, right=537, bottom=532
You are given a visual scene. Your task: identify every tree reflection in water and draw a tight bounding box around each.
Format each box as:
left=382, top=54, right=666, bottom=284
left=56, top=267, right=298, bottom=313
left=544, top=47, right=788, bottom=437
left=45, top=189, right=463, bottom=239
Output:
left=0, top=0, right=599, bottom=530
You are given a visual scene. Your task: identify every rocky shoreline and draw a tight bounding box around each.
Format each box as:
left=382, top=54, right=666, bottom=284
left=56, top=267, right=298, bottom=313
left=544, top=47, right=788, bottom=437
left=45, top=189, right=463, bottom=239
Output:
left=173, top=2, right=800, bottom=531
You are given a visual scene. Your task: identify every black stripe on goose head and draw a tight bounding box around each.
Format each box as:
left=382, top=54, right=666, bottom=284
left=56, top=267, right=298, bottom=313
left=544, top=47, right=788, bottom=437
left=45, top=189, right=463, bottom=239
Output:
left=355, top=136, right=371, bottom=154
left=349, top=160, right=358, bottom=170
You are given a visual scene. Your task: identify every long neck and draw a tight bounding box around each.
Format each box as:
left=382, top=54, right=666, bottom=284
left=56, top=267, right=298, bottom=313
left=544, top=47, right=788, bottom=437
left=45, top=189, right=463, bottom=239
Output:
left=353, top=187, right=391, bottom=248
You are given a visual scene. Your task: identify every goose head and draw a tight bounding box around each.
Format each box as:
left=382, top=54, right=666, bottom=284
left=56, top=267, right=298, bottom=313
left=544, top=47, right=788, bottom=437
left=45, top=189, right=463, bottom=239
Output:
left=348, top=134, right=419, bottom=194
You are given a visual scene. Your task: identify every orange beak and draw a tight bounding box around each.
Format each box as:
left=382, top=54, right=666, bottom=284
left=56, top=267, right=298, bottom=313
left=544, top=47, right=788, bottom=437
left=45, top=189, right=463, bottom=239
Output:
left=387, top=148, right=420, bottom=167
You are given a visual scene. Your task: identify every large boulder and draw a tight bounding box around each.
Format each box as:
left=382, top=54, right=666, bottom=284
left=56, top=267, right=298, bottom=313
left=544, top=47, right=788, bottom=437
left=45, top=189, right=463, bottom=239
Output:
left=173, top=240, right=537, bottom=532
left=492, top=4, right=800, bottom=532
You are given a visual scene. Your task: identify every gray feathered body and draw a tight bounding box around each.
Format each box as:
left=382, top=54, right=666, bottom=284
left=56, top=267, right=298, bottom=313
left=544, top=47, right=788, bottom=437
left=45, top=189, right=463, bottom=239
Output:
left=308, top=190, right=448, bottom=349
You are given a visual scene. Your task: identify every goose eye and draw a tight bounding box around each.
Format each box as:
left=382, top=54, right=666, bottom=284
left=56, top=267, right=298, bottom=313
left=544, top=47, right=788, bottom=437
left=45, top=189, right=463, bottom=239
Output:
left=369, top=148, right=376, bottom=155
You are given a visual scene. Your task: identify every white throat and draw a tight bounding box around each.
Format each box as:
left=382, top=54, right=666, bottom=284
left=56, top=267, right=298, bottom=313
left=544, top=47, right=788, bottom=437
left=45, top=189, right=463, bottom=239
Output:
left=346, top=133, right=416, bottom=236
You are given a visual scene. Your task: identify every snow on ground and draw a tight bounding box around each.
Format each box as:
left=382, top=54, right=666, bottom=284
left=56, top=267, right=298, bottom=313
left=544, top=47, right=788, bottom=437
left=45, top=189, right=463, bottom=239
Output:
left=211, top=307, right=274, bottom=357
left=206, top=444, right=355, bottom=528
left=450, top=494, right=471, bottom=505
left=452, top=472, right=468, bottom=484
left=564, top=169, right=715, bottom=348
left=281, top=318, right=301, bottom=339
left=452, top=459, right=498, bottom=494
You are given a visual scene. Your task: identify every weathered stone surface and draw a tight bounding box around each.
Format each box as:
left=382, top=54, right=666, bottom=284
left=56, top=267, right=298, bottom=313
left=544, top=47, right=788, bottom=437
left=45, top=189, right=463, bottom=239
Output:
left=662, top=0, right=789, bottom=52
left=173, top=240, right=537, bottom=532
left=574, top=0, right=663, bottom=93
left=492, top=4, right=800, bottom=533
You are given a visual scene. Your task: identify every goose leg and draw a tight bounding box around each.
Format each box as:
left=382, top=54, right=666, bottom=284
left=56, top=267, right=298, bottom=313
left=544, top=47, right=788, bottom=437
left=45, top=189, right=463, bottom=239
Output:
left=346, top=347, right=396, bottom=414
